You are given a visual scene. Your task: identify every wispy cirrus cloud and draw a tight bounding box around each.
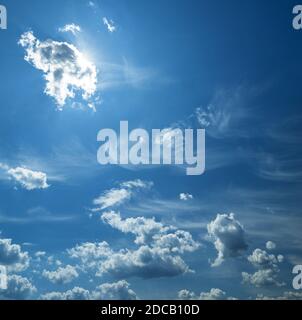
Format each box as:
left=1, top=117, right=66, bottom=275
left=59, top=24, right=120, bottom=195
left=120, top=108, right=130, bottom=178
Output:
left=91, top=180, right=153, bottom=212
left=102, top=17, right=116, bottom=33
left=59, top=24, right=82, bottom=35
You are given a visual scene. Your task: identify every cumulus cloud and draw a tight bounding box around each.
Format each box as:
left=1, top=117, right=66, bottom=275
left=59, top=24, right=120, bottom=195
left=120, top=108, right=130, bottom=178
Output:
left=103, top=17, right=116, bottom=33
left=92, top=180, right=153, bottom=212
left=101, top=211, right=170, bottom=245
left=42, top=265, right=79, bottom=284
left=0, top=238, right=30, bottom=271
left=0, top=275, right=36, bottom=300
left=242, top=248, right=285, bottom=288
left=178, top=288, right=228, bottom=300
left=207, top=213, right=248, bottom=266
left=41, top=287, right=90, bottom=300
left=68, top=241, right=112, bottom=269
left=92, top=280, right=138, bottom=300
left=179, top=193, right=193, bottom=201
left=7, top=167, right=49, bottom=190
left=19, top=31, right=97, bottom=109
left=70, top=212, right=199, bottom=279
left=40, top=280, right=138, bottom=300
left=59, top=24, right=81, bottom=35
left=266, top=241, right=276, bottom=250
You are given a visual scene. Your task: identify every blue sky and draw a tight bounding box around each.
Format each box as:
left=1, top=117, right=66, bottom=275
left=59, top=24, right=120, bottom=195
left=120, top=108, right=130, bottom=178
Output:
left=0, top=0, right=301, bottom=300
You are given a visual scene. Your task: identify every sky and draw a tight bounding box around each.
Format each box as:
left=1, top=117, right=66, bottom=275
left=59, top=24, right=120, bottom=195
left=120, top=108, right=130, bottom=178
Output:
left=0, top=0, right=301, bottom=300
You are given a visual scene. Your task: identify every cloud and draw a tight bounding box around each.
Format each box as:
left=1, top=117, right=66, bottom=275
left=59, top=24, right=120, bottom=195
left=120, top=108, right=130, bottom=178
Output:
left=101, top=211, right=170, bottom=245
left=40, top=281, right=138, bottom=300
left=42, top=265, right=79, bottom=284
left=92, top=180, right=153, bottom=212
left=98, top=245, right=192, bottom=279
left=103, top=17, right=116, bottom=33
left=179, top=193, right=193, bottom=201
left=41, top=287, right=90, bottom=300
left=0, top=275, right=36, bottom=300
left=195, top=87, right=256, bottom=139
left=59, top=24, right=81, bottom=35
left=68, top=241, right=112, bottom=269
left=0, top=238, right=30, bottom=271
left=7, top=167, right=49, bottom=190
left=207, top=213, right=248, bottom=266
left=242, top=248, right=285, bottom=288
left=19, top=31, right=97, bottom=109
left=70, top=212, right=199, bottom=279
left=256, top=291, right=302, bottom=300
left=242, top=269, right=285, bottom=288
left=266, top=241, right=276, bottom=250
left=178, top=288, right=228, bottom=300
left=92, top=280, right=138, bottom=300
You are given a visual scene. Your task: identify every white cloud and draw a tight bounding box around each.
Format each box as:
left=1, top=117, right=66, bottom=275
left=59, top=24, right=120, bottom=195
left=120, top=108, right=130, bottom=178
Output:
left=88, top=1, right=96, bottom=9
left=207, top=213, right=248, bottom=266
left=179, top=193, right=193, bottom=201
left=92, top=280, right=138, bottom=300
left=70, top=212, right=199, bottom=279
left=40, top=281, right=138, bottom=300
left=178, top=288, right=228, bottom=300
left=101, top=211, right=170, bottom=245
left=41, top=287, right=90, bottom=300
left=68, top=241, right=112, bottom=269
left=59, top=24, right=81, bottom=35
left=247, top=248, right=281, bottom=269
left=256, top=291, right=302, bottom=300
left=242, top=248, right=285, bottom=288
left=42, top=265, right=79, bottom=284
left=103, top=17, right=116, bottom=33
left=98, top=245, right=192, bottom=279
left=7, top=167, right=49, bottom=190
left=266, top=241, right=276, bottom=250
left=0, top=275, right=36, bottom=300
left=93, top=189, right=132, bottom=211
left=92, top=180, right=153, bottom=212
left=19, top=31, right=97, bottom=109
left=242, top=269, right=285, bottom=288
left=0, top=238, right=30, bottom=271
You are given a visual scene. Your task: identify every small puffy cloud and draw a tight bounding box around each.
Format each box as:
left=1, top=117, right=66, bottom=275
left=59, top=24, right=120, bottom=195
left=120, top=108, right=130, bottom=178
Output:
left=242, top=269, right=285, bottom=288
left=19, top=31, right=97, bottom=109
left=92, top=280, right=138, bottom=300
left=41, top=287, right=90, bottom=300
left=0, top=238, right=30, bottom=271
left=242, top=248, right=285, bottom=288
left=179, top=193, right=193, bottom=201
left=7, top=167, right=49, bottom=190
left=178, top=288, right=227, bottom=300
left=42, top=265, right=79, bottom=284
left=0, top=275, right=36, bottom=300
left=68, top=241, right=112, bottom=269
left=207, top=213, right=248, bottom=266
left=247, top=249, right=281, bottom=269
left=92, top=180, right=153, bottom=212
left=266, top=241, right=276, bottom=251
left=59, top=24, right=81, bottom=35
left=40, top=281, right=138, bottom=300
left=103, top=17, right=116, bottom=33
